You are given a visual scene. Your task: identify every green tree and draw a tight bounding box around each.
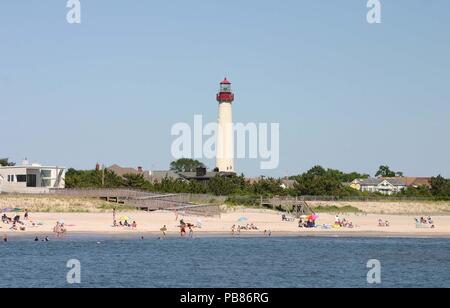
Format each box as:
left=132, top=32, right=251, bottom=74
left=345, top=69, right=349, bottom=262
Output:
left=65, top=168, right=124, bottom=188
left=375, top=165, right=397, bottom=178
left=170, top=159, right=205, bottom=172
left=0, top=158, right=15, bottom=166
left=122, top=173, right=151, bottom=189
left=430, top=175, right=450, bottom=197
left=293, top=166, right=344, bottom=196
left=207, top=175, right=246, bottom=196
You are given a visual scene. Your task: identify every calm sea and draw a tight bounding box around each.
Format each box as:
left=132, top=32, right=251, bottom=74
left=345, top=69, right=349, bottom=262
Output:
left=0, top=236, right=449, bottom=288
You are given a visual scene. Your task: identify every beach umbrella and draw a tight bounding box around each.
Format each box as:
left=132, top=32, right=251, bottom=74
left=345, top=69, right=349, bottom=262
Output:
left=120, top=216, right=131, bottom=221
left=58, top=219, right=65, bottom=224
left=238, top=217, right=248, bottom=222
left=2, top=208, right=12, bottom=213
left=12, top=208, right=22, bottom=212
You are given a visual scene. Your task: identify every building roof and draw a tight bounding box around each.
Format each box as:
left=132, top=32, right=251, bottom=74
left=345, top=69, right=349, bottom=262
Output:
left=0, top=164, right=65, bottom=170
left=359, top=178, right=382, bottom=186
left=107, top=164, right=149, bottom=180
left=178, top=171, right=220, bottom=180
left=360, top=177, right=431, bottom=188
left=148, top=170, right=182, bottom=182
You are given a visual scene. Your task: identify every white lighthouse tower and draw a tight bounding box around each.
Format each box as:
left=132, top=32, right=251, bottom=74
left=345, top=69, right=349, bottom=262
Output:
left=216, top=78, right=235, bottom=173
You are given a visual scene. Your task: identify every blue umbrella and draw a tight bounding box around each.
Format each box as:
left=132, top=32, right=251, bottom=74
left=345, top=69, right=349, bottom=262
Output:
left=238, top=217, right=248, bottom=222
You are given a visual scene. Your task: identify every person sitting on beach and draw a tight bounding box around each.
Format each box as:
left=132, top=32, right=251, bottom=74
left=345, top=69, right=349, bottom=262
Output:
left=385, top=221, right=390, bottom=227
left=131, top=221, right=137, bottom=229
left=1, top=214, right=9, bottom=224
left=428, top=217, right=434, bottom=225
left=335, top=215, right=340, bottom=225
left=113, top=220, right=118, bottom=227
left=10, top=222, right=17, bottom=231
left=124, top=220, right=129, bottom=227
left=378, top=219, right=385, bottom=227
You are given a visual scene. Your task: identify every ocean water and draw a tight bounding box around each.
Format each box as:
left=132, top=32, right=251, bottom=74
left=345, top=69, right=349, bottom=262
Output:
left=0, top=236, right=449, bottom=288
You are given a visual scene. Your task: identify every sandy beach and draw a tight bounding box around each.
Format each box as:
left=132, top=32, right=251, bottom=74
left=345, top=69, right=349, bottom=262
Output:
left=2, top=209, right=450, bottom=238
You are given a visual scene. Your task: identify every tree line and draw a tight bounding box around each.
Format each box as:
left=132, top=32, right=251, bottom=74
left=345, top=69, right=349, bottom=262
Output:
left=3, top=157, right=449, bottom=200
left=63, top=160, right=450, bottom=200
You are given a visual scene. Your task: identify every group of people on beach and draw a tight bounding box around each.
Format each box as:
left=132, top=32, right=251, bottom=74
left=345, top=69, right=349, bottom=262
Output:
left=334, top=215, right=354, bottom=229
left=113, top=220, right=138, bottom=229
left=179, top=219, right=195, bottom=238
left=53, top=222, right=67, bottom=237
left=378, top=219, right=391, bottom=227
left=415, top=216, right=435, bottom=229
left=1, top=210, right=29, bottom=231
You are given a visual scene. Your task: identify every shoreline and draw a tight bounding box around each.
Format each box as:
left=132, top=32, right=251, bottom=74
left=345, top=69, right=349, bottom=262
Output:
left=2, top=210, right=450, bottom=240
left=3, top=230, right=450, bottom=240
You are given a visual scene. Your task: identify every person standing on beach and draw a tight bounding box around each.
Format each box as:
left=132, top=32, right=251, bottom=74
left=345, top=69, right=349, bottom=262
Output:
left=189, top=226, right=194, bottom=238
left=24, top=210, right=29, bottom=221
left=160, top=225, right=167, bottom=239
left=113, top=208, right=116, bottom=226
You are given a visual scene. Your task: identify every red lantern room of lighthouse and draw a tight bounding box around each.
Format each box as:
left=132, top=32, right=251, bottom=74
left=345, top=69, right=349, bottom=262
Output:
left=216, top=78, right=235, bottom=103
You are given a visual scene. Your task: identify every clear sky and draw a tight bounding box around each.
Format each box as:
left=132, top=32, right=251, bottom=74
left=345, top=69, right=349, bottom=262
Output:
left=1, top=0, right=449, bottom=177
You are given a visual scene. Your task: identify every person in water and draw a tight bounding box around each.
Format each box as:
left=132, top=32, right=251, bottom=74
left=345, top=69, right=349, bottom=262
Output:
left=34, top=236, right=39, bottom=242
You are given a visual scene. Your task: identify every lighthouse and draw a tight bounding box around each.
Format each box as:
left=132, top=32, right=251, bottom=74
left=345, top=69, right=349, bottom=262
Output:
left=216, top=78, right=235, bottom=173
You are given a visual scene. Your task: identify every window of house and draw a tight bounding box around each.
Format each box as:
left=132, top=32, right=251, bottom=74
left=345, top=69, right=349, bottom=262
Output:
left=17, top=175, right=27, bottom=182
left=41, top=170, right=52, bottom=178
left=41, top=179, right=51, bottom=187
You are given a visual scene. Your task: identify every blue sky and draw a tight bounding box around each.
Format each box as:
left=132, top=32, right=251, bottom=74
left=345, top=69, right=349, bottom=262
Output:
left=1, top=0, right=449, bottom=177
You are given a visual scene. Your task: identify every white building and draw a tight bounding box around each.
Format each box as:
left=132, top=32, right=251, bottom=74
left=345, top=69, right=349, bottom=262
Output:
left=0, top=160, right=66, bottom=194
left=357, top=178, right=407, bottom=195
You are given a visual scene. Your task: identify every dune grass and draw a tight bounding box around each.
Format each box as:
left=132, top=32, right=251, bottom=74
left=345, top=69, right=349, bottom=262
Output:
left=0, top=195, right=136, bottom=213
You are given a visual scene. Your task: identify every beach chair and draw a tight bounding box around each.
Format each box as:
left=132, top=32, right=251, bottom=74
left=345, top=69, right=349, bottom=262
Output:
left=415, top=223, right=429, bottom=229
